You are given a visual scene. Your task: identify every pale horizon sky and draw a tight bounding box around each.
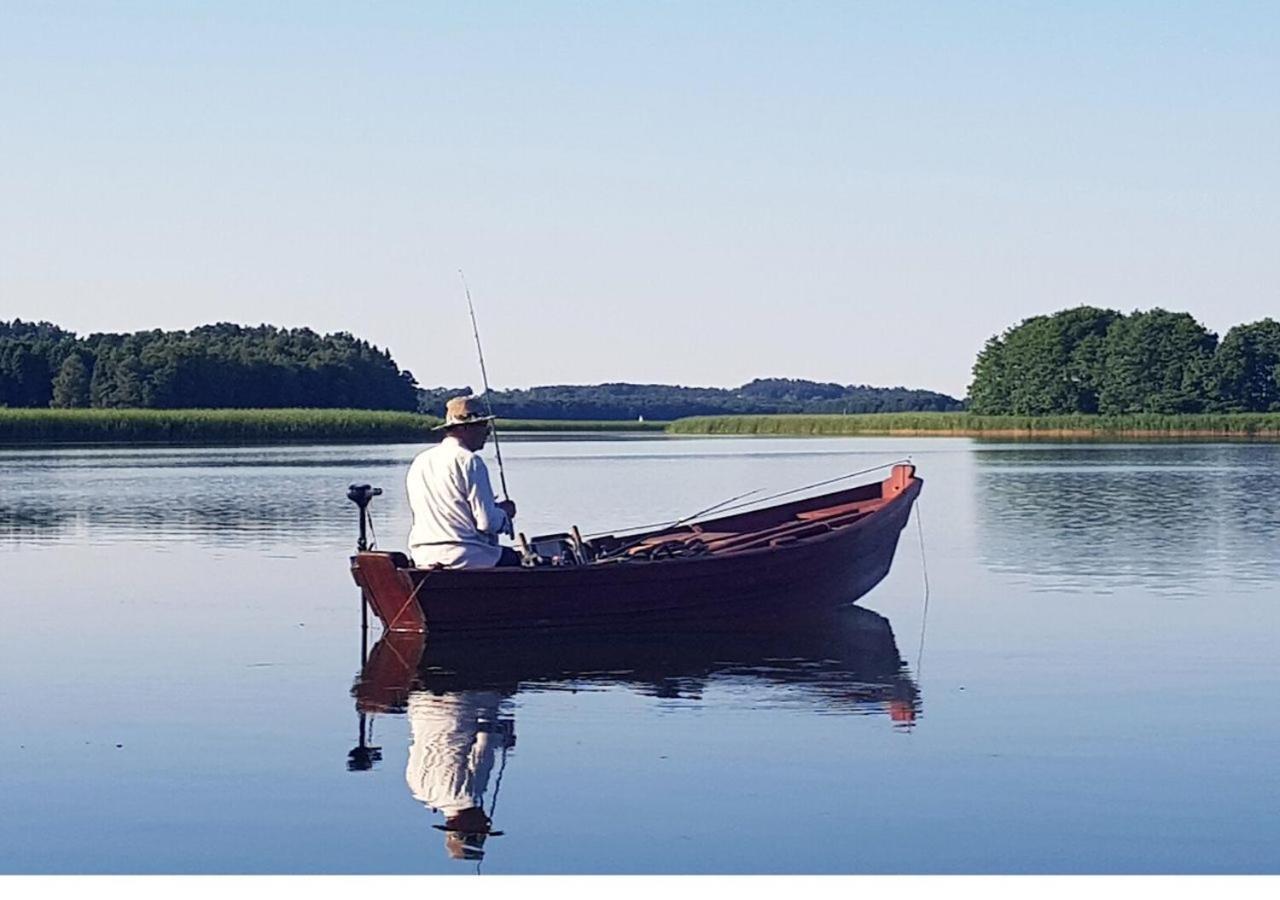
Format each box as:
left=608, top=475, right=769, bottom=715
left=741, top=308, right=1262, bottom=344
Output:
left=2, top=2, right=1277, bottom=398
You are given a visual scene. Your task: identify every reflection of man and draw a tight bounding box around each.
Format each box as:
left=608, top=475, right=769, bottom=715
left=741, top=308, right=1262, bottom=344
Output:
left=407, top=395, right=519, bottom=569
left=405, top=690, right=511, bottom=860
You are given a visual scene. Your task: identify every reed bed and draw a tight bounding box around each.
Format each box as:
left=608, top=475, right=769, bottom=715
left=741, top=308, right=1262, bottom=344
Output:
left=498, top=419, right=668, bottom=433
left=0, top=408, right=436, bottom=444
left=0, top=408, right=669, bottom=444
left=9, top=409, right=1278, bottom=444
left=667, top=412, right=1280, bottom=438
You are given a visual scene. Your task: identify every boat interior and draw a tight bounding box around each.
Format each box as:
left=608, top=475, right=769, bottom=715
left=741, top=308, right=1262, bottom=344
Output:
left=523, top=463, right=917, bottom=566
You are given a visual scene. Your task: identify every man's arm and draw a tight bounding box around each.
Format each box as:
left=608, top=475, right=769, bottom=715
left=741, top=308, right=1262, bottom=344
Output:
left=465, top=456, right=511, bottom=536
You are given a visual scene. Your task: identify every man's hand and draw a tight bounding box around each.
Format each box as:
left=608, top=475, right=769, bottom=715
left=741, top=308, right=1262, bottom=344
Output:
left=498, top=499, right=517, bottom=520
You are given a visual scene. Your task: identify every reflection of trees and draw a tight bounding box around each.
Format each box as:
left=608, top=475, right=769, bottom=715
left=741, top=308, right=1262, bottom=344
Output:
left=0, top=503, right=77, bottom=539
left=976, top=444, right=1280, bottom=591
left=0, top=492, right=343, bottom=547
left=1, top=447, right=411, bottom=547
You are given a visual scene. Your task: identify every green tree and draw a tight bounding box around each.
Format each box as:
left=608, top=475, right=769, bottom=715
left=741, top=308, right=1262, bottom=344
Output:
left=1214, top=319, right=1280, bottom=412
left=1059, top=308, right=1119, bottom=413
left=6, top=320, right=421, bottom=410
left=87, top=344, right=146, bottom=408
left=1098, top=309, right=1217, bottom=414
left=50, top=354, right=91, bottom=407
left=967, top=307, right=1120, bottom=414
left=967, top=336, right=1011, bottom=414
left=0, top=319, right=77, bottom=407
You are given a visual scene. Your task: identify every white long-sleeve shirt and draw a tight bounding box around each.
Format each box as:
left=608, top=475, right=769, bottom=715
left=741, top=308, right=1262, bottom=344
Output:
left=406, top=435, right=511, bottom=568
left=405, top=691, right=504, bottom=817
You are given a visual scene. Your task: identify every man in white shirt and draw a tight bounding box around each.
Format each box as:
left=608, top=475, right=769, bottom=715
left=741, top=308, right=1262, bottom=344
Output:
left=407, top=396, right=519, bottom=569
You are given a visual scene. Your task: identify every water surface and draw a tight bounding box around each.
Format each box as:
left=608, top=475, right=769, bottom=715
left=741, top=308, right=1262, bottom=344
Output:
left=1, top=437, right=1276, bottom=873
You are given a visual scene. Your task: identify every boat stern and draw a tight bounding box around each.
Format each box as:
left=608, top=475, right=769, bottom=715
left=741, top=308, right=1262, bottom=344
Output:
left=350, top=551, right=426, bottom=633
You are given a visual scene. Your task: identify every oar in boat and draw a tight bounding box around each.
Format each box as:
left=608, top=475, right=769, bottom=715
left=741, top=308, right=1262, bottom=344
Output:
left=590, top=487, right=764, bottom=560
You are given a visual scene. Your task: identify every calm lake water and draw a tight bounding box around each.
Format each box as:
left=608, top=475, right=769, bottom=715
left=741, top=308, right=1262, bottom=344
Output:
left=1, top=436, right=1277, bottom=874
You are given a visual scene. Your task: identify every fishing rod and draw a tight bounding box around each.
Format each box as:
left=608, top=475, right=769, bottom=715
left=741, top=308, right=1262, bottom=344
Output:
left=695, top=458, right=913, bottom=521
left=459, top=269, right=510, bottom=500
left=584, top=487, right=758, bottom=542
left=673, top=487, right=764, bottom=527
left=587, top=459, right=912, bottom=541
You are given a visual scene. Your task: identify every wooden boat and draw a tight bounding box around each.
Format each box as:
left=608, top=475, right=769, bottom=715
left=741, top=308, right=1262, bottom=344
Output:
left=350, top=463, right=922, bottom=634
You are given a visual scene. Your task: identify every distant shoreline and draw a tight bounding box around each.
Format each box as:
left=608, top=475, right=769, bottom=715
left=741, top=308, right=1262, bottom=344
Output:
left=4, top=408, right=1280, bottom=444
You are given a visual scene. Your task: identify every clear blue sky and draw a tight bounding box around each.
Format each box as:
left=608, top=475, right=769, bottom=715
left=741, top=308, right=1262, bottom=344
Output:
left=2, top=2, right=1276, bottom=397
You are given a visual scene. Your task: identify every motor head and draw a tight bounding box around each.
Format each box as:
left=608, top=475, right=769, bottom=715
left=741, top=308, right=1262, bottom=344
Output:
left=347, top=483, right=382, bottom=509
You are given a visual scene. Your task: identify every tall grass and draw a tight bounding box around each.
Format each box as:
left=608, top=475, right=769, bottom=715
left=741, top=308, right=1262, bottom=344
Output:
left=10, top=408, right=1277, bottom=443
left=498, top=419, right=668, bottom=433
left=0, top=408, right=436, bottom=444
left=0, top=408, right=669, bottom=444
left=667, top=412, right=1280, bottom=437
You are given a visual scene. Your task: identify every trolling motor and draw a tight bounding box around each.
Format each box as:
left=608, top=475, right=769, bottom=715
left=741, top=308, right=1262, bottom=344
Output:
left=348, top=483, right=384, bottom=640
left=347, top=483, right=382, bottom=552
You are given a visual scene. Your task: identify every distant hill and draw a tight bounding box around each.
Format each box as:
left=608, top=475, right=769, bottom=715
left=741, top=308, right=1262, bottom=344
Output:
left=419, top=378, right=963, bottom=420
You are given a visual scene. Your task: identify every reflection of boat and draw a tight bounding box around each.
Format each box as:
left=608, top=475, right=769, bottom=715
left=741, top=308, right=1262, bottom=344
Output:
left=350, top=464, right=922, bottom=633
left=349, top=605, right=919, bottom=863
left=353, top=605, right=920, bottom=723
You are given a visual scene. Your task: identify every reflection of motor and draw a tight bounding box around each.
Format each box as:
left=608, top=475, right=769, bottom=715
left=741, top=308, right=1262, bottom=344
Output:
left=347, top=742, right=383, bottom=771
left=347, top=712, right=383, bottom=771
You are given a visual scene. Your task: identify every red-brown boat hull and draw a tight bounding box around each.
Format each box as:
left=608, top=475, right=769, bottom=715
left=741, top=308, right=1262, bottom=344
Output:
left=351, top=465, right=922, bottom=634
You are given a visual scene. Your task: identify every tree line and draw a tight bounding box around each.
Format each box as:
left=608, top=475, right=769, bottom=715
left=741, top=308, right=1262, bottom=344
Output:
left=3, top=321, right=963, bottom=417
left=418, top=378, right=963, bottom=420
left=0, top=321, right=419, bottom=410
left=968, top=307, right=1280, bottom=414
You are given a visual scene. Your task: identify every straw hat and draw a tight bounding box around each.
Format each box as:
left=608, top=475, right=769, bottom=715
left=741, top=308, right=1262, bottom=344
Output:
left=434, top=807, right=501, bottom=860
left=434, top=395, right=496, bottom=430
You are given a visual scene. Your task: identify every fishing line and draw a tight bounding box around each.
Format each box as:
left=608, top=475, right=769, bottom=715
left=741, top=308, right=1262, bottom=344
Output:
left=913, top=498, right=931, bottom=682
left=485, top=725, right=511, bottom=823
left=474, top=720, right=512, bottom=876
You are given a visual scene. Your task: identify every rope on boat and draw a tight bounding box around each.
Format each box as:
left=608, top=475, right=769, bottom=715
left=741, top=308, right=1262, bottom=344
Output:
left=586, top=457, right=914, bottom=540
left=626, top=537, right=711, bottom=561
left=387, top=572, right=430, bottom=630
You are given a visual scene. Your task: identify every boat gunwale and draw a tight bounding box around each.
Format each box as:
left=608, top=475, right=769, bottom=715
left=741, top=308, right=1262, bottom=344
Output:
left=390, top=470, right=922, bottom=582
